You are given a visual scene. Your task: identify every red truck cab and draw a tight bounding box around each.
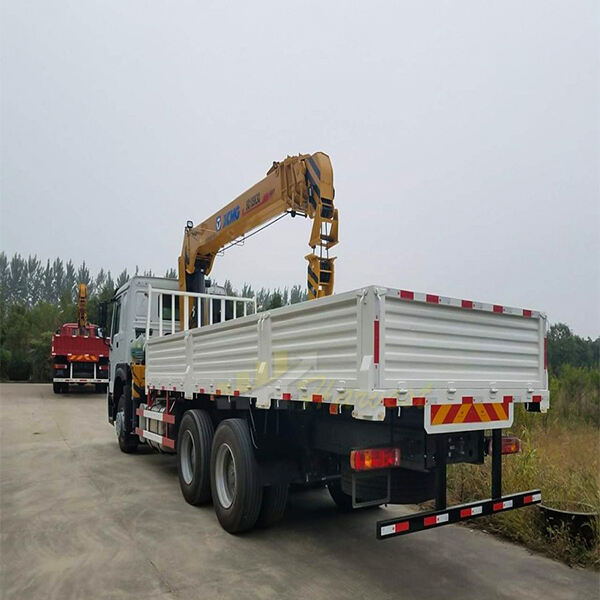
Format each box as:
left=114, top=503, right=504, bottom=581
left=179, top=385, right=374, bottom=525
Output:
left=51, top=323, right=110, bottom=393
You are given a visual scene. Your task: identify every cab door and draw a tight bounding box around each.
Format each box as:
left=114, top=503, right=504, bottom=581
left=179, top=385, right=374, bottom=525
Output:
left=109, top=293, right=126, bottom=391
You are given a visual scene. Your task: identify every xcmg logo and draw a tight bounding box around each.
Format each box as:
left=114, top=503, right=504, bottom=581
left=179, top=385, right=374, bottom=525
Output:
left=216, top=205, right=240, bottom=231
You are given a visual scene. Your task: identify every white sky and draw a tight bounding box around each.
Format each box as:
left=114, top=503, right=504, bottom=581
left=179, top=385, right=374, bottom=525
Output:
left=1, top=1, right=599, bottom=336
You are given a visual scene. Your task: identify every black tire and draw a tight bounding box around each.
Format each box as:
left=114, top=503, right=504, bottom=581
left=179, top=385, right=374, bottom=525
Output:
left=53, top=382, right=62, bottom=394
left=210, top=419, right=263, bottom=533
left=115, top=393, right=138, bottom=453
left=257, top=484, right=289, bottom=528
left=177, top=410, right=214, bottom=505
left=327, top=479, right=354, bottom=510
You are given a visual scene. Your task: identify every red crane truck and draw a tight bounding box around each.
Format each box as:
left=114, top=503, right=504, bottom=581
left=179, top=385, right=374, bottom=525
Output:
left=51, top=283, right=110, bottom=393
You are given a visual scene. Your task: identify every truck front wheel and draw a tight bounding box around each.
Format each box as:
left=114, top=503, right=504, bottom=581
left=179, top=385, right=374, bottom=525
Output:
left=177, top=410, right=214, bottom=505
left=115, top=393, right=138, bottom=453
left=210, top=419, right=263, bottom=533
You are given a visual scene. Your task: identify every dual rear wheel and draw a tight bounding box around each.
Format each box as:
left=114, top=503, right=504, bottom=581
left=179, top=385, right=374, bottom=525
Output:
left=177, top=412, right=288, bottom=533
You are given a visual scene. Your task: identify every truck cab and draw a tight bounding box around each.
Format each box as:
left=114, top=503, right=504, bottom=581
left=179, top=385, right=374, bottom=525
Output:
left=108, top=276, right=226, bottom=421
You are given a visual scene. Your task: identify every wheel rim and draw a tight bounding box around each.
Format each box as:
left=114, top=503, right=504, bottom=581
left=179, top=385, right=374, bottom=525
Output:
left=180, top=430, right=196, bottom=485
left=115, top=410, right=124, bottom=437
left=215, top=443, right=236, bottom=509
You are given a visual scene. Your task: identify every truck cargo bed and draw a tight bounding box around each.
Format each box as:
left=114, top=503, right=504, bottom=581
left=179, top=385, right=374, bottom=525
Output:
left=145, top=285, right=548, bottom=426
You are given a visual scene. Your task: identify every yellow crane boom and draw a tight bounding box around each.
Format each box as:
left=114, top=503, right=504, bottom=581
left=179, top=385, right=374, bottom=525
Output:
left=178, top=152, right=338, bottom=301
left=77, top=283, right=88, bottom=330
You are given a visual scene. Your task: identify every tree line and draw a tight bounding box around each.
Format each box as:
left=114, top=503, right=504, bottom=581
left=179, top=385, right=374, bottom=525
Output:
left=0, top=251, right=598, bottom=385
left=0, top=252, right=308, bottom=381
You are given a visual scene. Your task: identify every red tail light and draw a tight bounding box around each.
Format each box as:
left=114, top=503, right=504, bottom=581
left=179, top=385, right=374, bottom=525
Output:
left=98, top=364, right=109, bottom=371
left=350, top=447, right=401, bottom=471
left=54, top=363, right=68, bottom=369
left=488, top=435, right=521, bottom=455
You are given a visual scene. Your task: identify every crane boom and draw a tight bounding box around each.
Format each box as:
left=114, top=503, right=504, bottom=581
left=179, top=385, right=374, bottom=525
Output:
left=178, top=152, right=338, bottom=301
left=76, top=283, right=88, bottom=330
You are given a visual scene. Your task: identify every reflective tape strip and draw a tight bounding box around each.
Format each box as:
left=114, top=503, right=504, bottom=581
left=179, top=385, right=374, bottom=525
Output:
left=135, top=408, right=175, bottom=424
left=523, top=493, right=542, bottom=504
left=135, top=427, right=175, bottom=449
left=379, top=522, right=412, bottom=536
left=396, top=289, right=540, bottom=318
left=424, top=513, right=448, bottom=526
left=493, top=500, right=513, bottom=511
left=460, top=506, right=483, bottom=518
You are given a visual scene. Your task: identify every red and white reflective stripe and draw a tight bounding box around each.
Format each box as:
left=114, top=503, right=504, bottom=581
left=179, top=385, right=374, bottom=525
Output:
left=424, top=513, right=449, bottom=526
left=460, top=505, right=483, bottom=518
left=412, top=397, right=426, bottom=406
left=523, top=493, right=542, bottom=504
left=493, top=499, right=513, bottom=511
left=135, top=427, right=175, bottom=449
left=135, top=408, right=175, bottom=424
left=380, top=521, right=410, bottom=536
left=397, top=289, right=540, bottom=319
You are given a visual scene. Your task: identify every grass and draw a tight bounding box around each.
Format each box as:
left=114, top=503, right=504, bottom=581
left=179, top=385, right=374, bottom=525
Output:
left=447, top=392, right=600, bottom=568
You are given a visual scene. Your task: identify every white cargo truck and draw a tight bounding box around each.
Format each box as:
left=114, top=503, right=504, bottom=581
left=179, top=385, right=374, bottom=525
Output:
left=103, top=276, right=548, bottom=537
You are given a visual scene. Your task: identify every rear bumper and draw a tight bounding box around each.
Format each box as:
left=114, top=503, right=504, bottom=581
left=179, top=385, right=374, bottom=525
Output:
left=377, top=489, right=541, bottom=539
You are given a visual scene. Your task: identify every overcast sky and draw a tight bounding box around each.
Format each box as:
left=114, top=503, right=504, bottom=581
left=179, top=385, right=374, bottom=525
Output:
left=1, top=1, right=598, bottom=336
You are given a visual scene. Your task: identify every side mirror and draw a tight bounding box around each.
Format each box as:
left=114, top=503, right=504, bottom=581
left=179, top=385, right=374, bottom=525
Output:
left=98, top=301, right=108, bottom=334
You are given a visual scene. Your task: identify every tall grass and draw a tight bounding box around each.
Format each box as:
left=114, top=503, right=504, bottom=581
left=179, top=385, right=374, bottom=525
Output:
left=448, top=367, right=600, bottom=568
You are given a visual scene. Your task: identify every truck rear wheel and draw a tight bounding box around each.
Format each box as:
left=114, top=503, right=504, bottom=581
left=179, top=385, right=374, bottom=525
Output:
left=177, top=410, right=214, bottom=505
left=116, top=393, right=138, bottom=453
left=210, top=419, right=263, bottom=533
left=257, top=483, right=289, bottom=527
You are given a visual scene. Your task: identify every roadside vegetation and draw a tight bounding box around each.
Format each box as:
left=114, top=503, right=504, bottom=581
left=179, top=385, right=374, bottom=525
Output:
left=449, top=334, right=599, bottom=568
left=1, top=251, right=598, bottom=566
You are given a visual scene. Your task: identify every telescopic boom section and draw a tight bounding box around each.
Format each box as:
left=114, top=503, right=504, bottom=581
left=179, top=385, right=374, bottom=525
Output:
left=178, top=152, right=338, bottom=301
left=76, top=283, right=88, bottom=330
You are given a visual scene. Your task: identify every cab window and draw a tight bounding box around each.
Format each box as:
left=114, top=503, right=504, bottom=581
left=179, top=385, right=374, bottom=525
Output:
left=111, top=299, right=122, bottom=336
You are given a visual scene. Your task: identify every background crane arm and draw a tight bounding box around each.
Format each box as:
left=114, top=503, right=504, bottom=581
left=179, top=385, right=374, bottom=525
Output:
left=76, top=283, right=88, bottom=330
left=178, top=151, right=338, bottom=300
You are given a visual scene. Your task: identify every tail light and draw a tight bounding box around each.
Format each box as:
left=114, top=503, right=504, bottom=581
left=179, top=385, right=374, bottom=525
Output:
left=488, top=435, right=521, bottom=455
left=54, top=363, right=68, bottom=369
left=98, top=364, right=109, bottom=371
left=350, top=447, right=401, bottom=471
